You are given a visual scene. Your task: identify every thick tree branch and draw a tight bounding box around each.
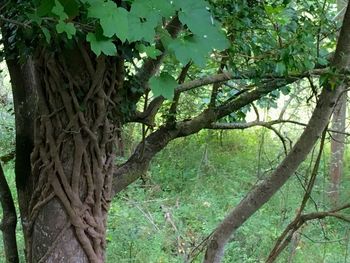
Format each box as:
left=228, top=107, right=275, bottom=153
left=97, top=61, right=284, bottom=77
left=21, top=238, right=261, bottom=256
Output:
left=112, top=76, right=300, bottom=195
left=129, top=66, right=320, bottom=126
left=176, top=68, right=328, bottom=94
left=0, top=162, right=19, bottom=263
left=129, top=96, right=164, bottom=127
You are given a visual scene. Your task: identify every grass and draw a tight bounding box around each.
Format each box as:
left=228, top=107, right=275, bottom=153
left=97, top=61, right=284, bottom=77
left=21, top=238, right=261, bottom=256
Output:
left=0, top=129, right=349, bottom=262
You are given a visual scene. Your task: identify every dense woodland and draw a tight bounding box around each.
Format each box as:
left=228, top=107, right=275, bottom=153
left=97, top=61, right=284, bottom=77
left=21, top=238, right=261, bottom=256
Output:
left=1, top=0, right=350, bottom=262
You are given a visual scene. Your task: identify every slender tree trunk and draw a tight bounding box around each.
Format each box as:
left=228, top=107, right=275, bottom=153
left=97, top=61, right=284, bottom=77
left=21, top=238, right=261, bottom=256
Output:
left=329, top=91, right=346, bottom=206
left=0, top=162, right=19, bottom=263
left=6, top=57, right=37, bottom=262
left=328, top=0, right=348, bottom=208
left=203, top=2, right=350, bottom=262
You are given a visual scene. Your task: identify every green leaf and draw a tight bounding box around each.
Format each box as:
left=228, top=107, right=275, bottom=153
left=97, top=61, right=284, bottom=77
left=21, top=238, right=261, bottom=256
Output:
left=56, top=21, right=76, bottom=39
left=317, top=57, right=328, bottom=66
left=149, top=72, right=177, bottom=100
left=88, top=1, right=128, bottom=41
left=319, top=73, right=329, bottom=87
left=158, top=28, right=172, bottom=48
left=280, top=86, right=290, bottom=95
left=303, top=60, right=315, bottom=70
left=52, top=0, right=68, bottom=20
left=275, top=62, right=286, bottom=75
left=173, top=0, right=207, bottom=12
left=41, top=27, right=51, bottom=43
left=127, top=15, right=157, bottom=42
left=136, top=44, right=162, bottom=59
left=26, top=12, right=43, bottom=25
left=59, top=0, right=80, bottom=17
left=36, top=0, right=55, bottom=16
left=130, top=0, right=175, bottom=19
left=197, top=26, right=230, bottom=51
left=86, top=33, right=117, bottom=56
left=168, top=31, right=228, bottom=67
left=178, top=8, right=212, bottom=35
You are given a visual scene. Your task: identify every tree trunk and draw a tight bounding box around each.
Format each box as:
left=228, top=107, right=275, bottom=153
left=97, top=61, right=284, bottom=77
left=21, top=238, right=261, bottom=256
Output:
left=14, top=46, right=126, bottom=262
left=0, top=162, right=19, bottom=263
left=203, top=2, right=350, bottom=262
left=329, top=90, right=346, bottom=206
left=328, top=0, right=348, bottom=208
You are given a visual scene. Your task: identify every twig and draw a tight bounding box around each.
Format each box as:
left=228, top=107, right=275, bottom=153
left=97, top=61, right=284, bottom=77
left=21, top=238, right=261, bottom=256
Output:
left=0, top=15, right=31, bottom=28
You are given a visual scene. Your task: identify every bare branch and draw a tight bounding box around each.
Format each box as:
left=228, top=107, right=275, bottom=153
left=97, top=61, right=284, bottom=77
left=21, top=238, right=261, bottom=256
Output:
left=176, top=72, right=235, bottom=93
left=0, top=15, right=30, bottom=28
left=266, top=129, right=327, bottom=263
left=209, top=57, right=227, bottom=108
left=209, top=119, right=350, bottom=136
left=167, top=62, right=192, bottom=124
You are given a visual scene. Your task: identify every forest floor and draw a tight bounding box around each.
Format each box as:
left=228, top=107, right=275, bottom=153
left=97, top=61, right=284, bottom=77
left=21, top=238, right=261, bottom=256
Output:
left=1, top=129, right=350, bottom=263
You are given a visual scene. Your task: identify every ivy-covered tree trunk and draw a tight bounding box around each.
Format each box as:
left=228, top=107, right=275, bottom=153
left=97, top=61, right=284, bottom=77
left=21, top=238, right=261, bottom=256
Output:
left=19, top=46, right=125, bottom=263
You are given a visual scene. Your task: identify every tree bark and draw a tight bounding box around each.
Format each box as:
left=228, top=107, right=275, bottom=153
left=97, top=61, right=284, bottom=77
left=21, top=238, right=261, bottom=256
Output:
left=328, top=0, right=348, bottom=208
left=24, top=48, right=127, bottom=263
left=4, top=43, right=37, bottom=263
left=329, top=90, right=346, bottom=207
left=203, top=2, right=350, bottom=262
left=0, top=162, right=19, bottom=263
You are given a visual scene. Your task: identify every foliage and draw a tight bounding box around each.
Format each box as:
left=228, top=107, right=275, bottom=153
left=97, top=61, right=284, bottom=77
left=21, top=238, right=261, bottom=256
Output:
left=107, top=130, right=350, bottom=262
left=0, top=64, right=14, bottom=158
left=0, top=91, right=349, bottom=262
left=1, top=0, right=350, bottom=262
left=1, top=0, right=229, bottom=101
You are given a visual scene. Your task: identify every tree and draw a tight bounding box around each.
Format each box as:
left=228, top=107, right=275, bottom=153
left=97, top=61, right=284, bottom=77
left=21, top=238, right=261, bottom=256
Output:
left=0, top=0, right=346, bottom=262
left=328, top=0, right=348, bottom=207
left=202, top=2, right=350, bottom=261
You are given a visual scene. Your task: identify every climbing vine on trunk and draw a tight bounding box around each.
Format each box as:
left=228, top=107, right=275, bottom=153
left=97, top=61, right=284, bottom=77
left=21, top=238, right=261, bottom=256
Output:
left=27, top=49, right=126, bottom=262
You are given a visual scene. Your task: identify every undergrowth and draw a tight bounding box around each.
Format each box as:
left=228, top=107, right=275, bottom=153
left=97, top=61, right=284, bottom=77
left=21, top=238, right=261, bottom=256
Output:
left=0, top=129, right=349, bottom=262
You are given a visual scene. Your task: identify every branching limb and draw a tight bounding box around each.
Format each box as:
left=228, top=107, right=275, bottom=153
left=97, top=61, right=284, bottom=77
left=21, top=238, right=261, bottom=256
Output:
left=112, top=75, right=303, bottom=195
left=266, top=128, right=327, bottom=263
left=209, top=57, right=227, bottom=108
left=129, top=96, right=164, bottom=127
left=167, top=62, right=192, bottom=124
left=266, top=206, right=350, bottom=263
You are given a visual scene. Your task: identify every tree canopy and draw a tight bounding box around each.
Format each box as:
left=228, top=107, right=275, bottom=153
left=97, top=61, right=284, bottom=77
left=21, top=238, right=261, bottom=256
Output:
left=1, top=0, right=350, bottom=262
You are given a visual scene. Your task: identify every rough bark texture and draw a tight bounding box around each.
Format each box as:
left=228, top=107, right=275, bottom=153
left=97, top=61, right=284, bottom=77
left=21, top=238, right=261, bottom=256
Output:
left=203, top=2, right=350, bottom=262
left=0, top=162, right=19, bottom=263
left=24, top=48, right=127, bottom=263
